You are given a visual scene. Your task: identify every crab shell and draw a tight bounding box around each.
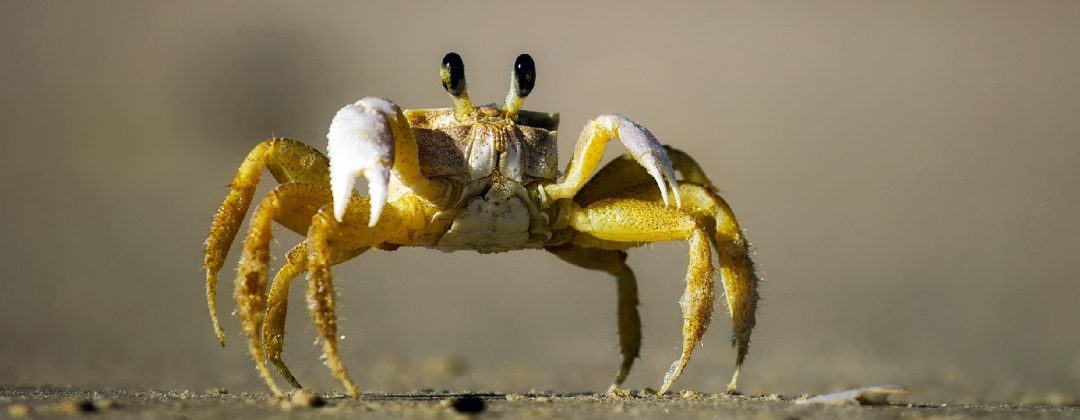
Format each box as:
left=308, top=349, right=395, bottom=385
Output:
left=383, top=106, right=560, bottom=252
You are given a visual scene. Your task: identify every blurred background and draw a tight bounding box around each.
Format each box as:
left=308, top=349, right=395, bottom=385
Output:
left=1, top=1, right=1077, bottom=404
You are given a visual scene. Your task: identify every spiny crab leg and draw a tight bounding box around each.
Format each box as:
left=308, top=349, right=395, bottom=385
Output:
left=544, top=114, right=681, bottom=208
left=327, top=97, right=398, bottom=226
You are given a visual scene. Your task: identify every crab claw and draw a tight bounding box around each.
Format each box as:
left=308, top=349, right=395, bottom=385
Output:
left=327, top=98, right=399, bottom=226
left=598, top=115, right=682, bottom=208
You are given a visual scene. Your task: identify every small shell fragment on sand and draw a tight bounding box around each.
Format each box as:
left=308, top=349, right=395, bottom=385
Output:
left=795, top=385, right=908, bottom=406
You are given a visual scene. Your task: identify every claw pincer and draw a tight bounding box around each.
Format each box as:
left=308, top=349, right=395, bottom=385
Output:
left=596, top=114, right=682, bottom=208
left=327, top=98, right=398, bottom=226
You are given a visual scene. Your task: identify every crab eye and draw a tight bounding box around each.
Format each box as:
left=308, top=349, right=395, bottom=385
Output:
left=441, top=52, right=467, bottom=97
left=513, top=54, right=536, bottom=97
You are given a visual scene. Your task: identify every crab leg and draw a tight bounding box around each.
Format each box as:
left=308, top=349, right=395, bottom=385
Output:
left=544, top=115, right=681, bottom=208
left=574, top=146, right=714, bottom=206
left=568, top=199, right=714, bottom=395
left=572, top=144, right=760, bottom=393
left=235, top=182, right=339, bottom=396
left=263, top=242, right=367, bottom=390
left=672, top=185, right=757, bottom=393
left=305, top=198, right=415, bottom=399
left=262, top=244, right=308, bottom=389
left=204, top=138, right=330, bottom=346
left=327, top=97, right=447, bottom=227
left=547, top=245, right=642, bottom=392
left=607, top=182, right=760, bottom=394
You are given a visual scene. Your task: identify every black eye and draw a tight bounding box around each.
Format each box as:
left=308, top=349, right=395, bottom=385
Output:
left=513, top=54, right=536, bottom=97
left=441, top=52, right=467, bottom=96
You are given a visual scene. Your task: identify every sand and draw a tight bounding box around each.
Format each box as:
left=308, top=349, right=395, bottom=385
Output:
left=3, top=386, right=1078, bottom=419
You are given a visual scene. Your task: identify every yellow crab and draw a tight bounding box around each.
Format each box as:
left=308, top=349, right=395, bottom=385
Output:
left=203, top=52, right=760, bottom=399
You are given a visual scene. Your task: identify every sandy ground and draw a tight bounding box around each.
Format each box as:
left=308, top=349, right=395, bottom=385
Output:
left=3, top=386, right=1079, bottom=419
left=2, top=2, right=1079, bottom=418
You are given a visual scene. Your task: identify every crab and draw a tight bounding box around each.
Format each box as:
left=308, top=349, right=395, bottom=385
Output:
left=203, top=52, right=761, bottom=399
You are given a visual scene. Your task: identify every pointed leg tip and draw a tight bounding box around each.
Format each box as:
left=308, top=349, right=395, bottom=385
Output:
left=607, top=384, right=634, bottom=398
left=261, top=374, right=286, bottom=398
left=255, top=361, right=286, bottom=398
left=212, top=324, right=226, bottom=346
left=657, top=377, right=676, bottom=396
left=207, top=272, right=226, bottom=346
left=611, top=369, right=630, bottom=392
left=607, top=368, right=629, bottom=396
left=659, top=358, right=687, bottom=398
left=725, top=366, right=742, bottom=394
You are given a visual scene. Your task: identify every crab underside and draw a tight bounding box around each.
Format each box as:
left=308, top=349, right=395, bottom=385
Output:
left=203, top=53, right=760, bottom=398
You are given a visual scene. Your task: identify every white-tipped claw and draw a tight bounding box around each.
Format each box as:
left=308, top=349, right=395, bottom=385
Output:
left=641, top=154, right=672, bottom=206
left=598, top=114, right=682, bottom=208
left=662, top=158, right=681, bottom=208
left=327, top=99, right=397, bottom=225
